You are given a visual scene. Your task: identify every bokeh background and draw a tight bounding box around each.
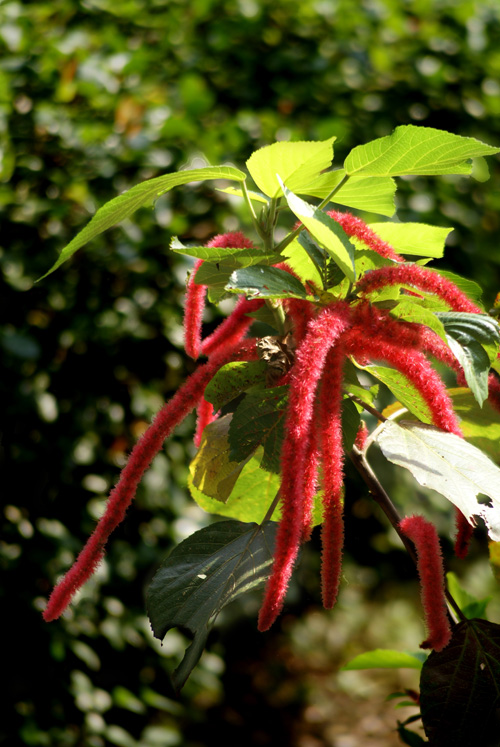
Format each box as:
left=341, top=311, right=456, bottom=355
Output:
left=2, top=1, right=500, bottom=745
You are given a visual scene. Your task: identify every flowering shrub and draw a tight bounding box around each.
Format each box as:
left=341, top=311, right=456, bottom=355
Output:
left=41, top=126, right=500, bottom=745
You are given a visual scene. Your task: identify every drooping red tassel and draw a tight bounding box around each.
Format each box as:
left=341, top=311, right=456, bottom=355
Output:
left=43, top=340, right=256, bottom=622
left=258, top=302, right=352, bottom=632
left=327, top=210, right=403, bottom=262
left=399, top=514, right=452, bottom=652
left=454, top=508, right=475, bottom=559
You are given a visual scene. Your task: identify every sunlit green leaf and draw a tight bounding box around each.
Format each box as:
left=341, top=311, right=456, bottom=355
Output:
left=342, top=649, right=425, bottom=671
left=298, top=170, right=397, bottom=216
left=203, top=361, right=268, bottom=411
left=226, top=265, right=308, bottom=299
left=366, top=222, right=453, bottom=258
left=246, top=137, right=335, bottom=198
left=345, top=125, right=500, bottom=177
left=38, top=166, right=246, bottom=279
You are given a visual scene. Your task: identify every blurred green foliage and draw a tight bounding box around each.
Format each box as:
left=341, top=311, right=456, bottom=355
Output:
left=2, top=0, right=500, bottom=744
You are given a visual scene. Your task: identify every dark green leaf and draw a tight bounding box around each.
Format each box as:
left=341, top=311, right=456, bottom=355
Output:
left=420, top=619, right=500, bottom=747
left=228, top=387, right=288, bottom=473
left=397, top=722, right=428, bottom=746
left=147, top=520, right=277, bottom=691
left=341, top=397, right=361, bottom=452
left=436, top=312, right=500, bottom=406
left=226, top=266, right=308, bottom=300
left=203, top=361, right=268, bottom=411
left=38, top=166, right=245, bottom=279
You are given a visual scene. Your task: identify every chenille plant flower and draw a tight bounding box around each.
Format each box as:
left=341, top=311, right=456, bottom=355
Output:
left=41, top=130, right=500, bottom=719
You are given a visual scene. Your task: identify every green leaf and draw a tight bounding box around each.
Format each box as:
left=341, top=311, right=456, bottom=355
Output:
left=280, top=182, right=356, bottom=282
left=226, top=265, right=308, bottom=300
left=228, top=387, right=288, bottom=473
left=194, top=261, right=233, bottom=303
left=246, top=137, right=335, bottom=198
left=217, top=185, right=270, bottom=204
left=147, top=520, right=277, bottom=691
left=170, top=237, right=281, bottom=269
left=435, top=270, right=484, bottom=308
left=449, top=388, right=500, bottom=463
left=397, top=723, right=428, bottom=746
left=203, top=361, right=268, bottom=411
left=298, top=171, right=397, bottom=217
left=189, top=415, right=252, bottom=502
left=376, top=420, right=500, bottom=541
left=345, top=125, right=500, bottom=177
left=282, top=235, right=325, bottom=289
left=366, top=222, right=453, bottom=258
left=436, top=312, right=500, bottom=406
left=420, top=619, right=500, bottom=747
left=341, top=397, right=361, bottom=452
left=446, top=572, right=490, bottom=620
left=352, top=361, right=433, bottom=423
left=342, top=649, right=425, bottom=671
left=387, top=299, right=447, bottom=342
left=189, top=450, right=281, bottom=523
left=38, top=166, right=246, bottom=279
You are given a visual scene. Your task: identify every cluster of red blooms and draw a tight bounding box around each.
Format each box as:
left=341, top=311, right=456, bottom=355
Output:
left=43, top=216, right=500, bottom=652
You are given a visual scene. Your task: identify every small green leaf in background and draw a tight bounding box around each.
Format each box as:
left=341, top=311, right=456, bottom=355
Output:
left=246, top=137, right=335, bottom=198
left=341, top=649, right=425, bottom=671
left=436, top=270, right=484, bottom=308
left=226, top=265, right=308, bottom=299
left=280, top=181, right=356, bottom=282
left=376, top=420, right=500, bottom=542
left=397, top=722, right=428, bottom=746
left=365, top=222, right=453, bottom=258
left=282, top=233, right=326, bottom=289
left=489, top=540, right=500, bottom=586
left=147, top=520, right=277, bottom=692
left=420, top=619, right=500, bottom=746
left=446, top=572, right=490, bottom=620
left=344, top=125, right=500, bottom=177
left=217, top=185, right=270, bottom=204
left=38, top=166, right=246, bottom=279
left=203, top=361, right=268, bottom=411
left=194, top=261, right=233, bottom=303
left=387, top=299, right=447, bottom=342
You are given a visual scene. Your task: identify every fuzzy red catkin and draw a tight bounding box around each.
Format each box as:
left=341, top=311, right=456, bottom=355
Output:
left=194, top=397, right=216, bottom=448
left=200, top=297, right=263, bottom=357
left=257, top=302, right=352, bottom=632
left=327, top=210, right=403, bottom=262
left=300, top=412, right=321, bottom=543
left=356, top=264, right=482, bottom=314
left=183, top=231, right=256, bottom=360
left=399, top=514, right=452, bottom=652
left=344, top=325, right=462, bottom=437
left=43, top=340, right=257, bottom=622
left=319, top=345, right=346, bottom=609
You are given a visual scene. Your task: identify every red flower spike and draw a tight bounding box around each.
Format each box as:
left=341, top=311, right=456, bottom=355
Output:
left=43, top=340, right=257, bottom=622
left=399, top=514, right=452, bottom=652
left=356, top=264, right=482, bottom=314
left=319, top=345, right=346, bottom=609
left=327, top=210, right=403, bottom=262
left=345, top=326, right=462, bottom=437
left=183, top=232, right=256, bottom=360
left=258, top=302, right=352, bottom=632
left=300, top=413, right=321, bottom=543
left=183, top=258, right=206, bottom=360
left=354, top=421, right=369, bottom=452
left=194, top=397, right=216, bottom=448
left=285, top=298, right=315, bottom=345
left=454, top=508, right=475, bottom=559
left=200, top=297, right=263, bottom=357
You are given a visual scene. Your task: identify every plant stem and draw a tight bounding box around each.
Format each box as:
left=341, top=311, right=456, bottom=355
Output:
left=348, top=444, right=465, bottom=623
left=262, top=489, right=281, bottom=523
